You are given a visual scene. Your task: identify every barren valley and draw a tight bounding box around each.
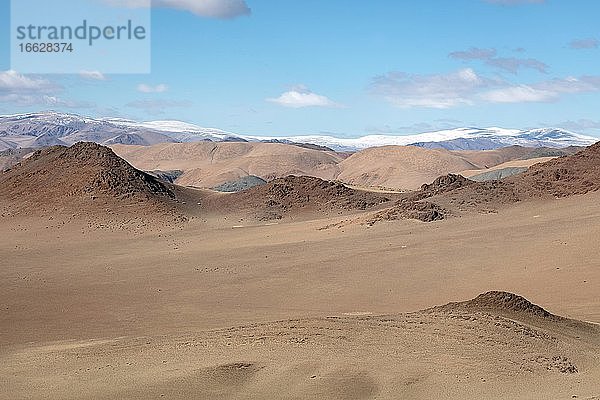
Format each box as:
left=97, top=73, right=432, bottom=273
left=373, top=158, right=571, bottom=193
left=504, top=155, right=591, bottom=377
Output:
left=1, top=142, right=599, bottom=399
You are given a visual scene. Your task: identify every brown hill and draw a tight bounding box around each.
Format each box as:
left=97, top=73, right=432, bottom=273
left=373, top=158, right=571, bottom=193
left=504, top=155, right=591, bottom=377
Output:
left=509, top=141, right=600, bottom=197
left=211, top=175, right=393, bottom=220
left=334, top=145, right=571, bottom=191
left=438, top=140, right=600, bottom=207
left=0, top=142, right=189, bottom=223
left=335, top=145, right=478, bottom=190
left=373, top=141, right=600, bottom=223
left=111, top=142, right=576, bottom=192
left=111, top=142, right=343, bottom=188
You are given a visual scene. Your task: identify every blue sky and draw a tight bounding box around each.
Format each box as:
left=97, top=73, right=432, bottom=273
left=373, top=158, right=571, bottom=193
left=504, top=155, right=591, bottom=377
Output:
left=1, top=0, right=600, bottom=137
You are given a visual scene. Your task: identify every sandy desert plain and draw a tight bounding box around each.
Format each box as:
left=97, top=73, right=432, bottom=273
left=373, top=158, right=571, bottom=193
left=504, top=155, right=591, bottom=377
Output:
left=1, top=141, right=600, bottom=399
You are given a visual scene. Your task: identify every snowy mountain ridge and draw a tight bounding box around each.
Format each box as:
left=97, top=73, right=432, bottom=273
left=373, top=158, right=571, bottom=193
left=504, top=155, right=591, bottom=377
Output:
left=0, top=111, right=597, bottom=152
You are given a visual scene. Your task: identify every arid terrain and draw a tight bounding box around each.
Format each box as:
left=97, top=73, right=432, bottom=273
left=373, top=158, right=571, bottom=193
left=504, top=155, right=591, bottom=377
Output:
left=108, top=142, right=581, bottom=191
left=1, top=142, right=600, bottom=399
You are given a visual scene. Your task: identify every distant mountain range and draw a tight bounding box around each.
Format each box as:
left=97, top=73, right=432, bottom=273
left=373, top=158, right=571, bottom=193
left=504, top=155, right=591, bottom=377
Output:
left=249, top=127, right=598, bottom=151
left=0, top=111, right=597, bottom=152
left=0, top=112, right=244, bottom=151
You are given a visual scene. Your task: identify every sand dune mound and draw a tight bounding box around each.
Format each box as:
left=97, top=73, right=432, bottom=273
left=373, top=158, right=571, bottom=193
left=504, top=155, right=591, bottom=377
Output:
left=217, top=175, right=391, bottom=219
left=0, top=142, right=186, bottom=221
left=433, top=291, right=554, bottom=319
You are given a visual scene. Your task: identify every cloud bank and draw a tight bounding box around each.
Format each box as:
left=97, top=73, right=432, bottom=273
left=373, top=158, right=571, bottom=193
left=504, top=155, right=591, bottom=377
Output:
left=370, top=68, right=490, bottom=109
left=370, top=68, right=600, bottom=108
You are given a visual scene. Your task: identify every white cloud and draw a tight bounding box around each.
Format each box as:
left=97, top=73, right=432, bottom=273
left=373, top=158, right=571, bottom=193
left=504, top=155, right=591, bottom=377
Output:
left=79, top=70, right=107, bottom=81
left=0, top=94, right=52, bottom=106
left=536, top=76, right=600, bottom=94
left=137, top=83, right=169, bottom=93
left=486, top=76, right=600, bottom=103
left=268, top=86, right=340, bottom=108
left=103, top=0, right=251, bottom=19
left=480, top=85, right=556, bottom=103
left=0, top=70, right=55, bottom=93
left=0, top=70, right=62, bottom=106
left=370, top=68, right=491, bottom=109
left=0, top=70, right=94, bottom=108
left=370, top=68, right=600, bottom=108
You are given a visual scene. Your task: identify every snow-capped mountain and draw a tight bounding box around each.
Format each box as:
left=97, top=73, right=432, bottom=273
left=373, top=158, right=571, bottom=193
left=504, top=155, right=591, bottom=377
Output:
left=0, top=112, right=244, bottom=151
left=0, top=111, right=597, bottom=152
left=100, top=118, right=245, bottom=143
left=248, top=127, right=598, bottom=151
